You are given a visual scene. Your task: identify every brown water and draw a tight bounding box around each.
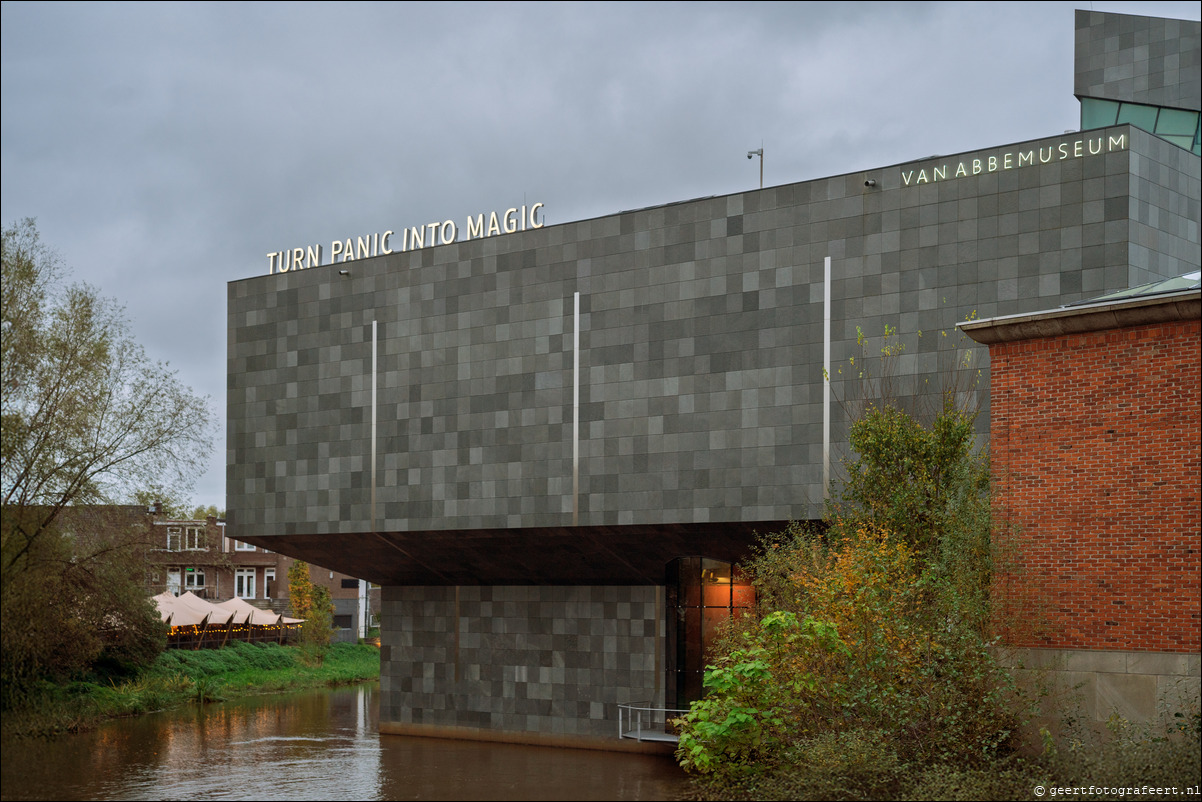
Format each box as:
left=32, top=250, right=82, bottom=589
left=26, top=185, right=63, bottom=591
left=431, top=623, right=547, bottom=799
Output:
left=0, top=684, right=691, bottom=801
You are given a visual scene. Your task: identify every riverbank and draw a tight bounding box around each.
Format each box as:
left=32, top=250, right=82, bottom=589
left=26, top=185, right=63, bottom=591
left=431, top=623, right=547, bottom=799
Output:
left=1, top=641, right=380, bottom=738
left=678, top=728, right=1202, bottom=801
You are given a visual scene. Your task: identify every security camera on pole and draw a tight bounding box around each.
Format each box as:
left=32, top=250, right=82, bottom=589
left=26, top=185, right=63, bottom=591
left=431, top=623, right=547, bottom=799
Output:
left=747, top=147, right=763, bottom=189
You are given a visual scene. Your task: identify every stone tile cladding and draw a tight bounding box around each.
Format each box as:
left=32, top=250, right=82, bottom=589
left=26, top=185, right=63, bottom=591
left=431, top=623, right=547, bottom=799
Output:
left=1126, top=130, right=1202, bottom=287
left=1074, top=10, right=1201, bottom=112
left=227, top=128, right=1199, bottom=539
left=1007, top=648, right=1200, bottom=731
left=990, top=318, right=1201, bottom=653
left=379, top=585, right=664, bottom=737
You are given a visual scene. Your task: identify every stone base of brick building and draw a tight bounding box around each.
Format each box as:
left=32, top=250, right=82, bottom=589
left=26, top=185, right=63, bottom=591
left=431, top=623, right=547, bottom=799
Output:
left=1002, top=648, right=1201, bottom=747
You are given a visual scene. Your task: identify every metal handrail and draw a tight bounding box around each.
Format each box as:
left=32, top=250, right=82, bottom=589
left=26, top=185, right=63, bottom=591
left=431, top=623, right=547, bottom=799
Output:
left=617, top=702, right=690, bottom=742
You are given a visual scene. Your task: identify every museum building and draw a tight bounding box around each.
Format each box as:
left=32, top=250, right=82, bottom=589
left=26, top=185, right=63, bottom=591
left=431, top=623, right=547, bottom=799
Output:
left=228, top=10, right=1200, bottom=747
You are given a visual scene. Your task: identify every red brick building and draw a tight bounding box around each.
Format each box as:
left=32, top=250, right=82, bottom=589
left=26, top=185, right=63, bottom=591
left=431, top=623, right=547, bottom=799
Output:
left=145, top=511, right=377, bottom=641
left=961, top=277, right=1200, bottom=731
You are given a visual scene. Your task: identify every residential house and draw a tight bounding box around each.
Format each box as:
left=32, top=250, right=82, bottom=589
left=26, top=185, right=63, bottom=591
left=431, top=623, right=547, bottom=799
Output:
left=148, top=512, right=376, bottom=640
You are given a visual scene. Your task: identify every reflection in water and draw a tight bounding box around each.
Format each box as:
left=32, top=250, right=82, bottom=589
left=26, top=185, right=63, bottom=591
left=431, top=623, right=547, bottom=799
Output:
left=376, top=736, right=683, bottom=802
left=0, top=684, right=689, bottom=801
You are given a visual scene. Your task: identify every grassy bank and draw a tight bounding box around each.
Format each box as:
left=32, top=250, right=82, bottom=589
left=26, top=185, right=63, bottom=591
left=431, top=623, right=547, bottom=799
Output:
left=1, top=641, right=380, bottom=738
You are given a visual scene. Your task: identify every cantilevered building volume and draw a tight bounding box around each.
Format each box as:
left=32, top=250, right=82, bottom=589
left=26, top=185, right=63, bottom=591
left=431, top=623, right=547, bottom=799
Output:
left=228, top=10, right=1200, bottom=747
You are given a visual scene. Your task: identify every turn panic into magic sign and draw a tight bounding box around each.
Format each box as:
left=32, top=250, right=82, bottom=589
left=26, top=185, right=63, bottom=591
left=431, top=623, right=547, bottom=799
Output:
left=266, top=202, right=545, bottom=275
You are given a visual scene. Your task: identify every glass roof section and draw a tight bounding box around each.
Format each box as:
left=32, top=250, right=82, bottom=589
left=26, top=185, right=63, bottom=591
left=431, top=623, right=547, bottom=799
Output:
left=1069, top=271, right=1202, bottom=306
left=1081, top=98, right=1202, bottom=155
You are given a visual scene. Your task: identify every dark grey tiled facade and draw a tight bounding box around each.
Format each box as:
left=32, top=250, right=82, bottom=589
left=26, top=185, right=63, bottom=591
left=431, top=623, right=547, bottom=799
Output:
left=228, top=126, right=1199, bottom=537
left=1075, top=9, right=1201, bottom=111
left=379, top=585, right=662, bottom=738
left=227, top=11, right=1200, bottom=745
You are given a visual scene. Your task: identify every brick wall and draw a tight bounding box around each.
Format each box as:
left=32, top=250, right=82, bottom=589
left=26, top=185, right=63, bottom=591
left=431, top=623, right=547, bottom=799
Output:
left=990, top=318, right=1200, bottom=652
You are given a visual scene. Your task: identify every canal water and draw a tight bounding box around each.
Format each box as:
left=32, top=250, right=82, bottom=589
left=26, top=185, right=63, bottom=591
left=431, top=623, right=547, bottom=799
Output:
left=0, top=684, right=692, bottom=801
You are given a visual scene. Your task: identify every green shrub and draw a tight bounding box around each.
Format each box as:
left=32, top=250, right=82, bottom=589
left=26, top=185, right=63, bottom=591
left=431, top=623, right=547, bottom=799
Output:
left=677, top=523, right=1018, bottom=779
left=676, top=612, right=848, bottom=774
left=678, top=396, right=1022, bottom=785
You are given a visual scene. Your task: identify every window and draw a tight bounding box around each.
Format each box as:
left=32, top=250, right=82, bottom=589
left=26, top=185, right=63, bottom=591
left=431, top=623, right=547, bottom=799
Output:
left=166, top=568, right=182, bottom=596
left=235, top=568, right=256, bottom=599
left=333, top=614, right=353, bottom=630
left=1154, top=107, right=1201, bottom=153
left=184, top=568, right=206, bottom=591
left=234, top=540, right=255, bottom=551
left=185, top=526, right=204, bottom=550
left=1116, top=102, right=1159, bottom=131
left=264, top=568, right=276, bottom=599
left=1081, top=97, right=1202, bottom=155
left=166, top=526, right=204, bottom=551
left=341, top=578, right=359, bottom=589
left=1081, top=98, right=1119, bottom=130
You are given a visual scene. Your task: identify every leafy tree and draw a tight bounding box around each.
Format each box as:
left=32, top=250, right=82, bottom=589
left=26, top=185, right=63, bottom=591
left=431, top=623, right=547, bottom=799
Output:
left=288, top=560, right=332, bottom=662
left=839, top=402, right=973, bottom=550
left=1, top=506, right=169, bottom=698
left=129, top=489, right=191, bottom=519
left=1, top=218, right=213, bottom=707
left=304, top=585, right=334, bottom=655
left=836, top=398, right=995, bottom=633
left=287, top=559, right=315, bottom=620
left=190, top=505, right=223, bottom=520
left=125, top=493, right=222, bottom=521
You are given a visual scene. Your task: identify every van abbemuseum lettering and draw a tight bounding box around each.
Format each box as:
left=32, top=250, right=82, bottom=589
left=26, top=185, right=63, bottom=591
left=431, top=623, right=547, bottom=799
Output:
left=901, top=134, right=1128, bottom=187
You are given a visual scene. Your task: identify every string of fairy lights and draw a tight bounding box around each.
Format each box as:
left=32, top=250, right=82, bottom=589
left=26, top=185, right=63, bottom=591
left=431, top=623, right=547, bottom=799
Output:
left=166, top=621, right=303, bottom=648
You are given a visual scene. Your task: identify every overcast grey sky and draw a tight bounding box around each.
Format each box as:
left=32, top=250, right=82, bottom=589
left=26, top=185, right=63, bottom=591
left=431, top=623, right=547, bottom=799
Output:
left=2, top=1, right=1199, bottom=509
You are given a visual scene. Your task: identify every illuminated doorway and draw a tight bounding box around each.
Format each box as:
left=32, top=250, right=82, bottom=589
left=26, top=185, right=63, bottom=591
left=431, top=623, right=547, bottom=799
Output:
left=666, top=556, right=755, bottom=710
